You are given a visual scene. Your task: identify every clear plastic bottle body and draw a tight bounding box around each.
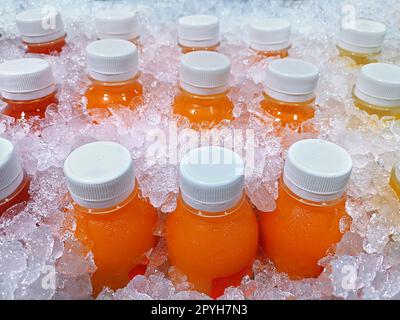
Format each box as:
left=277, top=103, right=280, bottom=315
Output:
left=352, top=91, right=400, bottom=119
left=166, top=195, right=259, bottom=298
left=258, top=178, right=349, bottom=279
left=24, top=35, right=67, bottom=55
left=0, top=174, right=30, bottom=216
left=70, top=186, right=158, bottom=296
left=337, top=45, right=380, bottom=66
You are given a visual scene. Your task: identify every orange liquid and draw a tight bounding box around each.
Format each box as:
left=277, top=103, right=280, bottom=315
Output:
left=1, top=92, right=58, bottom=120
left=337, top=46, right=379, bottom=66
left=179, top=43, right=220, bottom=54
left=24, top=36, right=66, bottom=55
left=84, top=77, right=143, bottom=115
left=390, top=168, right=400, bottom=199
left=260, top=92, right=315, bottom=130
left=258, top=180, right=348, bottom=279
left=173, top=88, right=234, bottom=129
left=71, top=187, right=158, bottom=296
left=0, top=176, right=30, bottom=216
left=251, top=47, right=289, bottom=62
left=166, top=196, right=259, bottom=297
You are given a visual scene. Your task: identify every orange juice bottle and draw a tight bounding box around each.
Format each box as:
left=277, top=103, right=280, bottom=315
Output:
left=337, top=19, right=386, bottom=65
left=64, top=141, right=158, bottom=296
left=0, top=138, right=30, bottom=216
left=95, top=10, right=140, bottom=47
left=173, top=51, right=233, bottom=128
left=259, top=139, right=353, bottom=279
left=353, top=63, right=400, bottom=119
left=178, top=15, right=220, bottom=54
left=0, top=58, right=57, bottom=120
left=84, top=39, right=142, bottom=114
left=249, top=18, right=291, bottom=59
left=260, top=58, right=319, bottom=130
left=16, top=8, right=66, bottom=54
left=390, top=162, right=400, bottom=199
left=166, top=146, right=259, bottom=298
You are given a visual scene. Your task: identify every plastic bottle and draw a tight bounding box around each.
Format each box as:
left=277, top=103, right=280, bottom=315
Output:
left=249, top=18, right=291, bottom=59
left=353, top=63, right=400, bottom=119
left=337, top=19, right=386, bottom=65
left=260, top=58, right=319, bottom=130
left=0, top=58, right=57, bottom=120
left=0, top=138, right=30, bottom=216
left=390, top=162, right=400, bottom=199
left=259, top=139, right=353, bottom=279
left=173, top=51, right=233, bottom=128
left=16, top=8, right=66, bottom=54
left=64, top=141, right=158, bottom=296
left=166, top=146, right=259, bottom=298
left=178, top=15, right=220, bottom=54
left=84, top=39, right=142, bottom=115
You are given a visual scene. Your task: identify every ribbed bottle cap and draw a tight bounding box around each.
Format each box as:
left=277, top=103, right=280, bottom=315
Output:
left=265, top=58, right=319, bottom=103
left=178, top=15, right=220, bottom=48
left=0, top=138, right=24, bottom=201
left=95, top=10, right=140, bottom=41
left=0, top=58, right=56, bottom=101
left=354, top=63, right=400, bottom=108
left=179, top=146, right=244, bottom=213
left=283, top=139, right=353, bottom=203
left=338, top=19, right=386, bottom=54
left=86, top=39, right=139, bottom=82
left=250, top=18, right=291, bottom=51
left=180, top=51, right=231, bottom=95
left=16, top=8, right=66, bottom=44
left=64, top=141, right=135, bottom=210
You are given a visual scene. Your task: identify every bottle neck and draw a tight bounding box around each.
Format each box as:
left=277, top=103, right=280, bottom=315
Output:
left=0, top=172, right=28, bottom=205
left=88, top=74, right=140, bottom=87
left=262, top=91, right=315, bottom=107
left=179, top=193, right=245, bottom=218
left=179, top=86, right=229, bottom=100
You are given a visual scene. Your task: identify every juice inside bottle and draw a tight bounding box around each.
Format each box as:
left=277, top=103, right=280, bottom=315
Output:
left=258, top=139, right=353, bottom=279
left=173, top=51, right=233, bottom=128
left=84, top=39, right=142, bottom=117
left=390, top=163, right=400, bottom=199
left=249, top=18, right=291, bottom=61
left=95, top=10, right=141, bottom=48
left=337, top=19, right=386, bottom=66
left=16, top=9, right=67, bottom=55
left=260, top=58, right=319, bottom=130
left=0, top=58, right=57, bottom=121
left=0, top=138, right=30, bottom=216
left=353, top=63, right=400, bottom=119
left=166, top=146, right=259, bottom=297
left=178, top=15, right=220, bottom=54
left=64, top=141, right=158, bottom=296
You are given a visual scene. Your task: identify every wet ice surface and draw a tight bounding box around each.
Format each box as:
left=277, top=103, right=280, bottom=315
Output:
left=1, top=0, right=400, bottom=300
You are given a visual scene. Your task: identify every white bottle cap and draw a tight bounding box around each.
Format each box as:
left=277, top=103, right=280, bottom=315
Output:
left=0, top=58, right=56, bottom=101
left=178, top=15, right=220, bottom=48
left=250, top=18, right=291, bottom=52
left=354, top=63, right=400, bottom=108
left=180, top=51, right=231, bottom=96
left=16, top=8, right=66, bottom=44
left=338, top=19, right=386, bottom=54
left=64, top=141, right=135, bottom=210
left=86, top=39, right=139, bottom=82
left=283, top=139, right=353, bottom=203
left=265, top=58, right=319, bottom=103
left=179, top=146, right=245, bottom=213
left=0, top=138, right=24, bottom=201
left=95, top=10, right=140, bottom=41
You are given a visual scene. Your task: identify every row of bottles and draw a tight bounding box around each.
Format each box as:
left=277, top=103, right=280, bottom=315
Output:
left=13, top=8, right=387, bottom=65
left=0, top=137, right=355, bottom=298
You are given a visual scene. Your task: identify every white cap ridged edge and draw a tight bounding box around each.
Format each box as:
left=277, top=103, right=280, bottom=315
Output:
left=354, top=63, right=400, bottom=108
left=250, top=18, right=291, bottom=51
left=64, top=141, right=136, bottom=210
left=0, top=138, right=24, bottom=201
left=86, top=39, right=139, bottom=82
left=283, top=139, right=353, bottom=203
left=180, top=51, right=231, bottom=95
left=265, top=58, right=319, bottom=103
left=0, top=58, right=56, bottom=101
left=178, top=15, right=220, bottom=48
left=16, top=8, right=66, bottom=44
left=179, top=146, right=245, bottom=213
left=338, top=19, right=386, bottom=54
left=95, top=10, right=140, bottom=41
